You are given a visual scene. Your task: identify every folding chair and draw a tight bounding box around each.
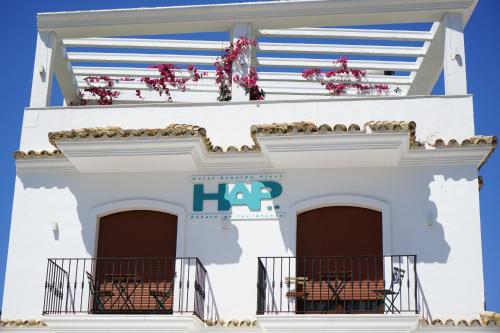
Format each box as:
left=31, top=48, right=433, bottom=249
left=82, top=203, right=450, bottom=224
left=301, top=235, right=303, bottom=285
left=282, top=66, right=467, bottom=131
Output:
left=373, top=267, right=405, bottom=314
left=86, top=271, right=113, bottom=312
left=149, top=283, right=174, bottom=312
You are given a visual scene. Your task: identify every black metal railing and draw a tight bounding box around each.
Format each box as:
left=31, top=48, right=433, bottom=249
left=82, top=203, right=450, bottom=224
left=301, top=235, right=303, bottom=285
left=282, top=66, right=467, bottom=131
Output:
left=257, top=255, right=417, bottom=315
left=43, top=257, right=215, bottom=320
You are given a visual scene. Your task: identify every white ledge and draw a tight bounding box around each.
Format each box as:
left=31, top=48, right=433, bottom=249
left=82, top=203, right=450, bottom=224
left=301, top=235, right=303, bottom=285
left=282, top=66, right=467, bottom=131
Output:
left=258, top=314, right=420, bottom=333
left=44, top=314, right=203, bottom=333
left=24, top=94, right=474, bottom=112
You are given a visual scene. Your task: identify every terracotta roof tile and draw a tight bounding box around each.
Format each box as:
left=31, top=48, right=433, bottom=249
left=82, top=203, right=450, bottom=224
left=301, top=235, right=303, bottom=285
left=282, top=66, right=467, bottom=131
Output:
left=13, top=149, right=64, bottom=159
left=0, top=319, right=46, bottom=327
left=365, top=120, right=416, bottom=140
left=48, top=124, right=210, bottom=146
left=250, top=121, right=364, bottom=140
left=418, top=312, right=500, bottom=327
left=431, top=136, right=497, bottom=148
left=205, top=319, right=257, bottom=327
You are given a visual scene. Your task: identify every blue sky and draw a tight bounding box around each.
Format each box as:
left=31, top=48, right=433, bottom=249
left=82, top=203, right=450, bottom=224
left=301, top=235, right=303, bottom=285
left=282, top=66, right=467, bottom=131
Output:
left=0, top=0, right=499, bottom=312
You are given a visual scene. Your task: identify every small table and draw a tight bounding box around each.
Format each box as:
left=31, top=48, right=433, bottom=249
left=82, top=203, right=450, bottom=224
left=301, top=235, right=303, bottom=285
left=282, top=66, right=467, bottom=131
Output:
left=319, top=271, right=352, bottom=312
left=105, top=273, right=142, bottom=311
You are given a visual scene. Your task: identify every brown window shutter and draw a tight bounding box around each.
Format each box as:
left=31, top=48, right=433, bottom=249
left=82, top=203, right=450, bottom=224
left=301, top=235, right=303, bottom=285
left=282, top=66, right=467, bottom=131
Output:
left=297, top=206, right=382, bottom=258
left=93, top=210, right=178, bottom=310
left=97, top=210, right=177, bottom=258
left=296, top=206, right=383, bottom=282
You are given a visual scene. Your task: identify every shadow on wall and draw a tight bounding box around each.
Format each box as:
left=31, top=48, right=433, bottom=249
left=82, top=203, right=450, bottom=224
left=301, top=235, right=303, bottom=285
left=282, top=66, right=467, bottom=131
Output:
left=186, top=218, right=242, bottom=265
left=276, top=167, right=466, bottom=265
left=17, top=165, right=476, bottom=265
left=17, top=173, right=244, bottom=265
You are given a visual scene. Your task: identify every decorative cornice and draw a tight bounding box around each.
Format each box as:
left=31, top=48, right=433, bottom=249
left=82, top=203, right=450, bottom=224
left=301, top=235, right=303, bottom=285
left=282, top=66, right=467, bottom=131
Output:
left=428, top=136, right=497, bottom=170
left=47, top=124, right=259, bottom=154
left=14, top=121, right=495, bottom=172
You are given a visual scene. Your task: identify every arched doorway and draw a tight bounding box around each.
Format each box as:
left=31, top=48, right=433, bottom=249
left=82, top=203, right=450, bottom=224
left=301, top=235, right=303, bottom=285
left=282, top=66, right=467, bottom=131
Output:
left=295, top=206, right=383, bottom=313
left=92, top=210, right=178, bottom=313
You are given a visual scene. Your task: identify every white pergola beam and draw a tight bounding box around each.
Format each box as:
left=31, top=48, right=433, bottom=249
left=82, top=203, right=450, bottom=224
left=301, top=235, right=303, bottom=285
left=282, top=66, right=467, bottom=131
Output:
left=259, top=42, right=424, bottom=57
left=76, top=77, right=407, bottom=91
left=63, top=37, right=228, bottom=51
left=53, top=42, right=80, bottom=105
left=407, top=22, right=443, bottom=95
left=67, top=52, right=218, bottom=65
left=63, top=37, right=424, bottom=57
left=76, top=79, right=219, bottom=92
left=67, top=52, right=418, bottom=71
left=443, top=12, right=467, bottom=95
left=37, top=0, right=477, bottom=38
left=259, top=27, right=435, bottom=41
left=230, top=23, right=253, bottom=101
left=73, top=67, right=411, bottom=85
left=257, top=57, right=419, bottom=71
left=30, top=32, right=56, bottom=107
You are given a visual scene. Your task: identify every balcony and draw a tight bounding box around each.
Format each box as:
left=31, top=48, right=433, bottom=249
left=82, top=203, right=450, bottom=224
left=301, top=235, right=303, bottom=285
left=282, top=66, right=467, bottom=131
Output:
left=256, top=255, right=417, bottom=315
left=42, top=257, right=216, bottom=321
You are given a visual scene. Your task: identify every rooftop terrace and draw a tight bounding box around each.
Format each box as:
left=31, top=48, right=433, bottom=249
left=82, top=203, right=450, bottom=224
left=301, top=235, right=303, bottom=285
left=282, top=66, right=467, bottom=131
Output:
left=30, top=0, right=477, bottom=107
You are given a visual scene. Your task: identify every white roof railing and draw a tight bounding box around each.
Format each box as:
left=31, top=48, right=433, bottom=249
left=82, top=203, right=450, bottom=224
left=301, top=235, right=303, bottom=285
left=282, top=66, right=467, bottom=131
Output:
left=29, top=0, right=478, bottom=107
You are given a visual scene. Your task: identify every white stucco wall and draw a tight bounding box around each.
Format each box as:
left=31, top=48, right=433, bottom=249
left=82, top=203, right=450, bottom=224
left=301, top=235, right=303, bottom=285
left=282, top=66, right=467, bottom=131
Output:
left=21, top=95, right=474, bottom=151
left=2, top=96, right=485, bottom=320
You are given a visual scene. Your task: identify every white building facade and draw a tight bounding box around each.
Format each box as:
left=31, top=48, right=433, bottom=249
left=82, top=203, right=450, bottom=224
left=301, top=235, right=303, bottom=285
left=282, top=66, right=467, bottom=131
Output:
left=2, top=1, right=499, bottom=332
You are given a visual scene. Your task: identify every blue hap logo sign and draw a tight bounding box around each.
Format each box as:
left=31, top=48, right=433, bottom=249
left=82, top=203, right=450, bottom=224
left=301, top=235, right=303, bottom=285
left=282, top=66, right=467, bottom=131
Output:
left=190, top=174, right=284, bottom=220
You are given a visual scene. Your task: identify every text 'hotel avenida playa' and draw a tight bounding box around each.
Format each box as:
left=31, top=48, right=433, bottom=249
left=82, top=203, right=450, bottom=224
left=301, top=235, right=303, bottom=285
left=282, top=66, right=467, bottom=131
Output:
left=2, top=0, right=499, bottom=332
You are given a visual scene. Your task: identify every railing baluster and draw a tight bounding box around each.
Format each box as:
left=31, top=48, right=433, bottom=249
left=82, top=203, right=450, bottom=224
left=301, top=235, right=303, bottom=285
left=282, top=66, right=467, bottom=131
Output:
left=414, top=255, right=418, bottom=314
left=287, top=258, right=291, bottom=313
left=279, top=257, right=283, bottom=313
left=72, top=259, right=78, bottom=313
left=399, top=255, right=402, bottom=313
left=186, top=258, right=191, bottom=314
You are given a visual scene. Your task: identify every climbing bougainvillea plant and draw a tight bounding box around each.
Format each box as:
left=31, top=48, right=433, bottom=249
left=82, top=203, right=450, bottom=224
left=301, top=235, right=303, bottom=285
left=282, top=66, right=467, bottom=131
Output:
left=233, top=67, right=265, bottom=101
left=214, top=37, right=265, bottom=101
left=71, top=44, right=396, bottom=105
left=136, top=64, right=207, bottom=102
left=72, top=64, right=207, bottom=105
left=302, top=56, right=390, bottom=96
left=70, top=75, right=130, bottom=106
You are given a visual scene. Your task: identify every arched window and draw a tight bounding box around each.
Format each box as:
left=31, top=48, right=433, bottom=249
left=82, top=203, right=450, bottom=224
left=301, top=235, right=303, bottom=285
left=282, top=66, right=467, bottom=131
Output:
left=92, top=210, right=178, bottom=313
left=295, top=206, right=383, bottom=314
